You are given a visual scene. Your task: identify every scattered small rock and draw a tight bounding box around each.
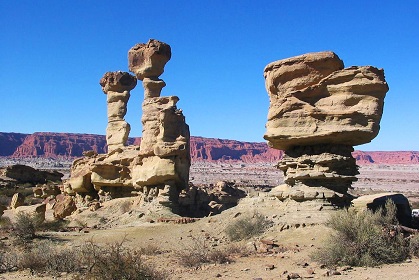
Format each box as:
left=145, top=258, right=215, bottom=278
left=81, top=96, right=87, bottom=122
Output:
left=287, top=272, right=301, bottom=279
left=306, top=268, right=315, bottom=275
left=265, top=264, right=275, bottom=270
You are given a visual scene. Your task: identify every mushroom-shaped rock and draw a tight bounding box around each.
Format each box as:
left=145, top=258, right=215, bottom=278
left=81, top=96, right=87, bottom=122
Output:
left=99, top=71, right=137, bottom=93
left=128, top=39, right=171, bottom=80
left=264, top=51, right=389, bottom=150
left=264, top=51, right=388, bottom=203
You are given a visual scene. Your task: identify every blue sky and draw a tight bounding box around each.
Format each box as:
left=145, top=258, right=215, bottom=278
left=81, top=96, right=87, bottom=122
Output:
left=0, top=1, right=418, bottom=151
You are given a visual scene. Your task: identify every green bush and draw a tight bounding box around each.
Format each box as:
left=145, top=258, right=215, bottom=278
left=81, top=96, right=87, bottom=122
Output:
left=409, top=234, right=419, bottom=257
left=225, top=212, right=272, bottom=241
left=312, top=200, right=409, bottom=267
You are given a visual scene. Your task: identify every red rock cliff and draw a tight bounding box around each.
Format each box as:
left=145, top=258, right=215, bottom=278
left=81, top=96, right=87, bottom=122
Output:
left=1, top=132, right=417, bottom=164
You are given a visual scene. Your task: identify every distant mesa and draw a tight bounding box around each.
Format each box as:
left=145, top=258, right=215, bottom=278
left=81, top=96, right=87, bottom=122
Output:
left=1, top=132, right=418, bottom=165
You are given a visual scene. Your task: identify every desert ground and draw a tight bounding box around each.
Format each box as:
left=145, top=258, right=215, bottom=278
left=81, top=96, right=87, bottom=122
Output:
left=1, top=159, right=419, bottom=279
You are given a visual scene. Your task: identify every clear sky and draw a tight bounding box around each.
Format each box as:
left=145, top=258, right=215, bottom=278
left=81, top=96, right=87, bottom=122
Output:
left=0, top=1, right=418, bottom=151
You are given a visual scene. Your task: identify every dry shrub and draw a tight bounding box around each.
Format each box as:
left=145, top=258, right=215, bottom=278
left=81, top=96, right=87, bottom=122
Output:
left=0, top=195, right=10, bottom=207
left=0, top=216, right=12, bottom=230
left=38, top=219, right=70, bottom=232
left=0, top=238, right=167, bottom=279
left=409, top=234, right=419, bottom=257
left=178, top=237, right=231, bottom=268
left=225, top=243, right=252, bottom=257
left=225, top=212, right=272, bottom=241
left=16, top=240, right=81, bottom=275
left=312, top=200, right=409, bottom=267
left=80, top=238, right=167, bottom=280
left=138, top=243, right=164, bottom=255
left=12, top=212, right=43, bottom=244
left=177, top=238, right=252, bottom=268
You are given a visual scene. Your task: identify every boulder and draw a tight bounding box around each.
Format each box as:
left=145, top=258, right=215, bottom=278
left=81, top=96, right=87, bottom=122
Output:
left=2, top=164, right=63, bottom=184
left=10, top=193, right=25, bottom=209
left=132, top=156, right=178, bottom=186
left=128, top=39, right=171, bottom=81
left=264, top=52, right=388, bottom=150
left=53, top=195, right=77, bottom=219
left=33, top=184, right=61, bottom=198
left=351, top=193, right=411, bottom=226
left=15, top=203, right=46, bottom=222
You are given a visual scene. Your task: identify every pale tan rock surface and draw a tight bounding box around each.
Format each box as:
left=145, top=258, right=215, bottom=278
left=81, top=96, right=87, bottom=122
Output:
left=14, top=203, right=46, bottom=222
left=264, top=51, right=388, bottom=150
left=67, top=39, right=190, bottom=211
left=100, top=71, right=137, bottom=152
left=264, top=52, right=388, bottom=202
left=53, top=194, right=77, bottom=219
left=128, top=39, right=171, bottom=81
left=10, top=193, right=25, bottom=209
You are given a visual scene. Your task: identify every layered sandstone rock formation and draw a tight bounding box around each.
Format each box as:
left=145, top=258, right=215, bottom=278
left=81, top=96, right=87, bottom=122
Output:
left=265, top=51, right=389, bottom=203
left=128, top=39, right=190, bottom=193
left=67, top=39, right=190, bottom=210
left=100, top=71, right=137, bottom=152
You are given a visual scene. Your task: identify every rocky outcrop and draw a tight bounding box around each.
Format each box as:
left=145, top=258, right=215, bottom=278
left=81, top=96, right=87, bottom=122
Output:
left=10, top=193, right=25, bottom=209
left=265, top=51, right=388, bottom=203
left=53, top=195, right=77, bottom=219
left=190, top=137, right=283, bottom=162
left=11, top=132, right=108, bottom=157
left=1, top=164, right=63, bottom=184
left=100, top=71, right=137, bottom=152
left=264, top=51, right=388, bottom=149
left=178, top=181, right=246, bottom=217
left=351, top=193, right=411, bottom=226
left=129, top=39, right=190, bottom=191
left=67, top=39, right=190, bottom=212
left=352, top=151, right=419, bottom=164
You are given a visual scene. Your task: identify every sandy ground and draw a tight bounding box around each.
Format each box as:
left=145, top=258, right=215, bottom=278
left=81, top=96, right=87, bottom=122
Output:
left=2, top=193, right=419, bottom=279
left=1, top=162, right=419, bottom=279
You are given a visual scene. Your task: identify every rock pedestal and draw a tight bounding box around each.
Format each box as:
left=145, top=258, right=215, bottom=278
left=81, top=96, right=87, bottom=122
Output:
left=128, top=39, right=190, bottom=199
left=100, top=71, right=137, bottom=152
left=264, top=51, right=388, bottom=203
left=67, top=39, right=190, bottom=211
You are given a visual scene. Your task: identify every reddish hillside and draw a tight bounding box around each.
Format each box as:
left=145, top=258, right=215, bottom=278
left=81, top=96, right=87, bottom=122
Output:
left=190, top=136, right=283, bottom=162
left=0, top=132, right=27, bottom=156
left=12, top=132, right=108, bottom=158
left=0, top=132, right=417, bottom=164
left=352, top=151, right=419, bottom=164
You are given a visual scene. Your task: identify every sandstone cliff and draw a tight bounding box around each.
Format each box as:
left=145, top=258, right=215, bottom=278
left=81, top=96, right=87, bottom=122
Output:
left=0, top=132, right=27, bottom=156
left=0, top=132, right=417, bottom=164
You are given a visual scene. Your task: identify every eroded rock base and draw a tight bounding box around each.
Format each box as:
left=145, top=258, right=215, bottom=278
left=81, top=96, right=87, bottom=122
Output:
left=274, top=144, right=358, bottom=205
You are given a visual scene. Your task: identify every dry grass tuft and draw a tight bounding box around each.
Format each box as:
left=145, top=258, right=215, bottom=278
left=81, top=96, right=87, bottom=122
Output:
left=225, top=212, right=272, bottom=241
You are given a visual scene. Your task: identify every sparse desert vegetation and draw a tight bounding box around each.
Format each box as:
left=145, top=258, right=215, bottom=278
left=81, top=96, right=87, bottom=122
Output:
left=1, top=160, right=419, bottom=279
left=312, top=200, right=410, bottom=267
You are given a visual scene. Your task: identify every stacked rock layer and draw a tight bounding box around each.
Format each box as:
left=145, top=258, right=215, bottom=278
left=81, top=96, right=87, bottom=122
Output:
left=67, top=39, right=190, bottom=210
left=265, top=51, right=388, bottom=203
